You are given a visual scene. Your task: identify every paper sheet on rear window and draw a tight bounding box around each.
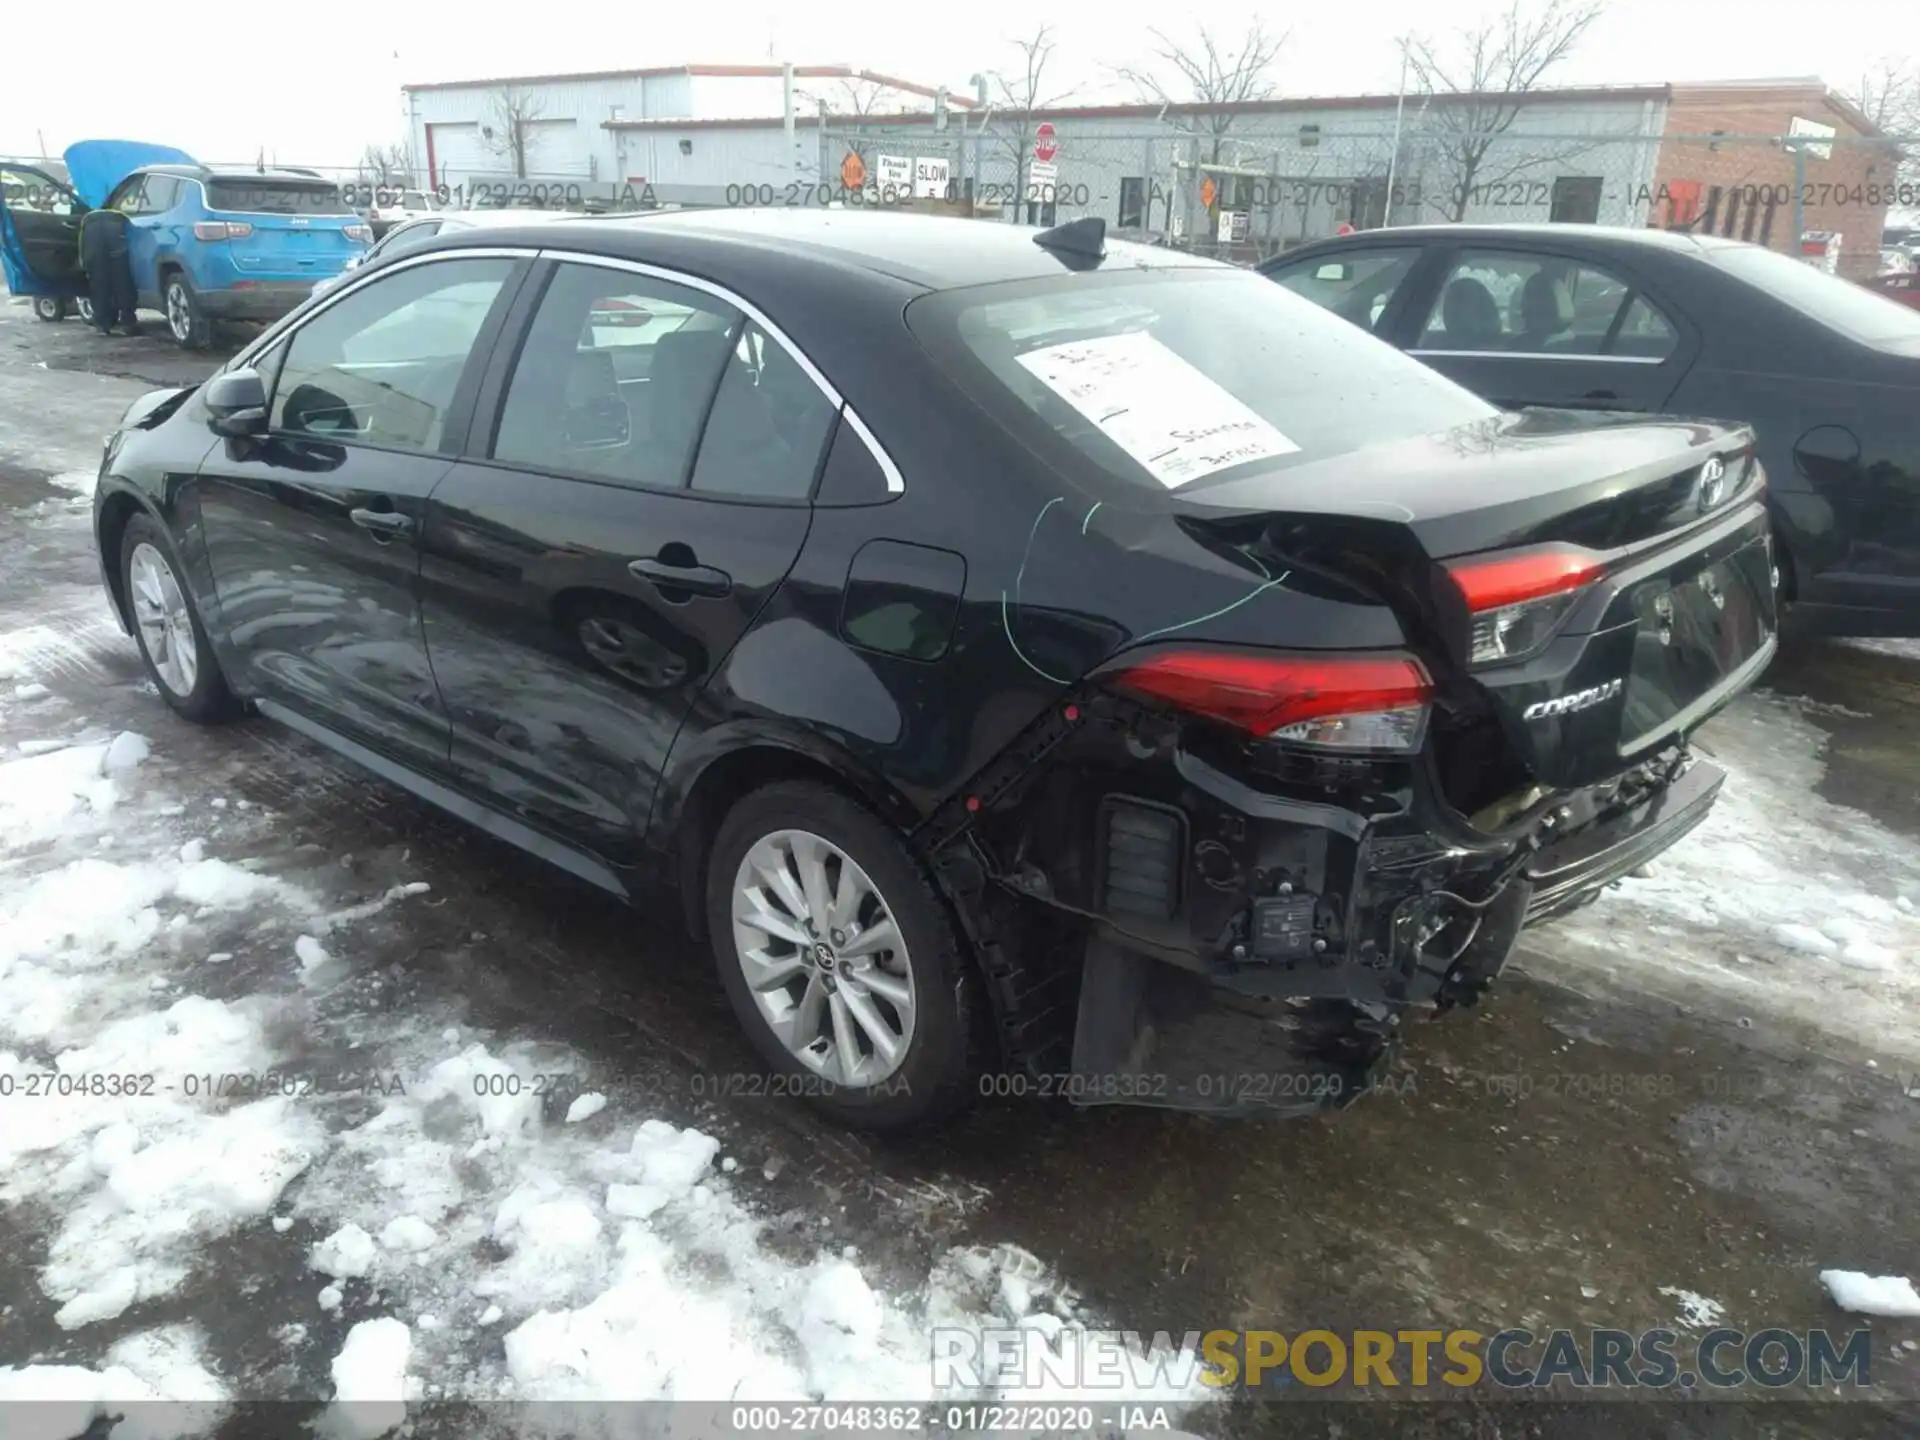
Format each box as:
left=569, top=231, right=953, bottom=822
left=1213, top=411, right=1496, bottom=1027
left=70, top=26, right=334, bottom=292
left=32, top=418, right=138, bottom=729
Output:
left=1014, top=329, right=1300, bottom=488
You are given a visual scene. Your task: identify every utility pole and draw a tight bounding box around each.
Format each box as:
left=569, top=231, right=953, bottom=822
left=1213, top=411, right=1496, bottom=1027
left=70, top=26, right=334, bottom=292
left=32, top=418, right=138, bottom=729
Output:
left=783, top=61, right=799, bottom=177
left=1384, top=39, right=1409, bottom=228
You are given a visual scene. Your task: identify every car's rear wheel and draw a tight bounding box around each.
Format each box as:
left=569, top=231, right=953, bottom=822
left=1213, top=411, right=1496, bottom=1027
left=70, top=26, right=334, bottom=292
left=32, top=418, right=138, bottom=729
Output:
left=120, top=514, right=240, bottom=722
left=162, top=273, right=211, bottom=350
left=32, top=295, right=67, bottom=322
left=75, top=297, right=96, bottom=326
left=707, top=781, right=982, bottom=1131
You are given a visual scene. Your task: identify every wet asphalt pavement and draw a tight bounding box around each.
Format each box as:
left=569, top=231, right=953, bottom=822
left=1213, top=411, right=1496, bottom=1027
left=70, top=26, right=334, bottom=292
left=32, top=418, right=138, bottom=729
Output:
left=2, top=293, right=1919, bottom=1438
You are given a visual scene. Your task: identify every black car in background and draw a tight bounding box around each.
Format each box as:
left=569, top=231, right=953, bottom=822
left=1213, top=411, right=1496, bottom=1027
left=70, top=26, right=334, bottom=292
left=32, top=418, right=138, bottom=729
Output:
left=91, top=211, right=1774, bottom=1130
left=1261, top=225, right=1920, bottom=637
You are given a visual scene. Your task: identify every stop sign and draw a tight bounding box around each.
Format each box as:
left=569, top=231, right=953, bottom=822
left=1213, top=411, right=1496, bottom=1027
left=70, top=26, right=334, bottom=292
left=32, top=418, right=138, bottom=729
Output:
left=1033, top=123, right=1058, bottom=164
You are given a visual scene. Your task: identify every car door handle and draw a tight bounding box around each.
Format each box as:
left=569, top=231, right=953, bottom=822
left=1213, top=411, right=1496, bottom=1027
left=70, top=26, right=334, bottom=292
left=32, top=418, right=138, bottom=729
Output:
left=628, top=556, right=731, bottom=598
left=349, top=507, right=413, bottom=539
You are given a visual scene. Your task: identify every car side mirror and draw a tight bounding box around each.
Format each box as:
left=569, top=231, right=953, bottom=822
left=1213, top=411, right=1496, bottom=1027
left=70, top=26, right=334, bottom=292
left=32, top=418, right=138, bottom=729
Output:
left=205, top=369, right=269, bottom=438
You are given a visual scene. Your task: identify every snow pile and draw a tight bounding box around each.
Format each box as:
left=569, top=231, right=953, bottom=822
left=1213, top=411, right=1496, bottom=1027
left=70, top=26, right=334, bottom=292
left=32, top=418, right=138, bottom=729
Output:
left=0, top=1325, right=228, bottom=1440
left=0, top=734, right=139, bottom=849
left=1535, top=691, right=1920, bottom=1055
left=0, top=734, right=325, bottom=1329
left=323, top=1318, right=416, bottom=1440
left=313, top=1223, right=381, bottom=1280
left=295, top=1036, right=1215, bottom=1414
left=1820, top=1270, right=1920, bottom=1317
left=0, top=996, right=322, bottom=1328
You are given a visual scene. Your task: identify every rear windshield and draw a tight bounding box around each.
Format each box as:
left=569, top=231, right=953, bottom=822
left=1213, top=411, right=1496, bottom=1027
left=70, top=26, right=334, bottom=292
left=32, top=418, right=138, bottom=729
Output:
left=1709, top=244, right=1920, bottom=345
left=206, top=180, right=353, bottom=216
left=906, top=267, right=1496, bottom=495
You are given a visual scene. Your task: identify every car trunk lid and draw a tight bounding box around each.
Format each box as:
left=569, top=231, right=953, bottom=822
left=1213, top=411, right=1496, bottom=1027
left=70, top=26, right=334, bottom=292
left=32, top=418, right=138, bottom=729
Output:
left=1171, top=409, right=1779, bottom=792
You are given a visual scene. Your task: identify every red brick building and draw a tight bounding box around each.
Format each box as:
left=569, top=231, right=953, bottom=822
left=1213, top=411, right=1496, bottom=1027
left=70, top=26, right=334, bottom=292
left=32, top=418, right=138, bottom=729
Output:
left=1645, top=79, right=1899, bottom=278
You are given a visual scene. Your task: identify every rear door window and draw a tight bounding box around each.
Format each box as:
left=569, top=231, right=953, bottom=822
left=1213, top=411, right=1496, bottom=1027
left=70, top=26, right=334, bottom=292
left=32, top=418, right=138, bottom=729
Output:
left=489, top=260, right=740, bottom=489
left=689, top=324, right=840, bottom=500
left=1414, top=249, right=1678, bottom=360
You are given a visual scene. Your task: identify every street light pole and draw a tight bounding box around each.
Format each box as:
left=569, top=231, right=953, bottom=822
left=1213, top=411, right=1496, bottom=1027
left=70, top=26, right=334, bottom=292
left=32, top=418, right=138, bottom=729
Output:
left=1384, top=40, right=1409, bottom=228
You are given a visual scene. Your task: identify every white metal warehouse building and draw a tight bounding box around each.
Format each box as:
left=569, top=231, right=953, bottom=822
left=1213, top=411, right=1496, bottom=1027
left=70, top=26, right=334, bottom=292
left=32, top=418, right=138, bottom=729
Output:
left=402, top=66, right=1892, bottom=257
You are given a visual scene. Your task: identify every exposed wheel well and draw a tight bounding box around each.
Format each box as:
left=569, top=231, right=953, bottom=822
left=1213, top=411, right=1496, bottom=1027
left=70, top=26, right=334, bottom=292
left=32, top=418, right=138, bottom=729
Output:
left=673, top=745, right=914, bottom=943
left=97, top=492, right=146, bottom=627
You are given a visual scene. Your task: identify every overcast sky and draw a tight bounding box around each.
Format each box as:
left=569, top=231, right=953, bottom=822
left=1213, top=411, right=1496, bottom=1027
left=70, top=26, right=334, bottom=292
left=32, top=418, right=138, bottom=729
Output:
left=4, top=0, right=1907, bottom=166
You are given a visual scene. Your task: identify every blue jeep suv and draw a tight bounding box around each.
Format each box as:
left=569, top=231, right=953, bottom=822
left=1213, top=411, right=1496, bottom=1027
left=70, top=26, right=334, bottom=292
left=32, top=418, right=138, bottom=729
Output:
left=98, top=163, right=369, bottom=348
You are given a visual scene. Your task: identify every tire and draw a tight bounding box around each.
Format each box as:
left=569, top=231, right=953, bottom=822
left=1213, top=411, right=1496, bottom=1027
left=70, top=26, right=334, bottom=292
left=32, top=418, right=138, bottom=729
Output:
left=120, top=513, right=241, bottom=723
left=32, top=295, right=68, bottom=322
left=162, top=272, right=212, bottom=350
left=707, top=780, right=984, bottom=1132
left=75, top=297, right=96, bottom=326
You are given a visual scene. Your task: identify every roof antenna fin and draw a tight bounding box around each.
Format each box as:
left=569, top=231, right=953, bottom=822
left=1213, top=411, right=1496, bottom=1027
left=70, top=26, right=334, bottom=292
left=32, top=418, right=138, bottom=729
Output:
left=1033, top=216, right=1106, bottom=267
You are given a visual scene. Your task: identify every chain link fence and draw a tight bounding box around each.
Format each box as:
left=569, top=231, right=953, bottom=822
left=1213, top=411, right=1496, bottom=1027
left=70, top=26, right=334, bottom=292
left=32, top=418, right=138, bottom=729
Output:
left=10, top=125, right=1916, bottom=275
left=805, top=125, right=1916, bottom=277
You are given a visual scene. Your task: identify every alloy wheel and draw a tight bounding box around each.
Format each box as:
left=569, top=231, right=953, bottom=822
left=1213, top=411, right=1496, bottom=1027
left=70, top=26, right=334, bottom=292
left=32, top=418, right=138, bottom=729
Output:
left=730, top=828, right=917, bottom=1087
left=166, top=283, right=191, bottom=342
left=129, top=542, right=198, bottom=697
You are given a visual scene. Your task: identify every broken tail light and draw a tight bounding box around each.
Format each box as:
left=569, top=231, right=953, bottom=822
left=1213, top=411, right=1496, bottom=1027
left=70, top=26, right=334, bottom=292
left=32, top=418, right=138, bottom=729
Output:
left=1108, top=650, right=1433, bottom=754
left=1447, top=545, right=1606, bottom=666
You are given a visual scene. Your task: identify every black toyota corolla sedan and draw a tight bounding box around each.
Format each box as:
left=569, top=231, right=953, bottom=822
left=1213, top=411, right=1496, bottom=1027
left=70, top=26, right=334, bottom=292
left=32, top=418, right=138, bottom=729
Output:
left=1260, top=225, right=1920, bottom=637
left=91, top=209, right=1775, bottom=1130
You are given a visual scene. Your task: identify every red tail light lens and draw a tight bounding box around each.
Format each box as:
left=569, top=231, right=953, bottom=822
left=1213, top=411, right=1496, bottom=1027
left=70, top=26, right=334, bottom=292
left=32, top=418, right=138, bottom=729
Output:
left=1108, top=651, right=1433, bottom=753
left=1448, top=548, right=1604, bottom=610
left=1447, top=545, right=1605, bottom=666
left=192, top=220, right=253, bottom=241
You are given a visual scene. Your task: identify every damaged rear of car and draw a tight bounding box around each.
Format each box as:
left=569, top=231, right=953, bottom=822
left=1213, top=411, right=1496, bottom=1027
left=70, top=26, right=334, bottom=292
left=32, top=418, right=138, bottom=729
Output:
left=899, top=261, right=1776, bottom=1118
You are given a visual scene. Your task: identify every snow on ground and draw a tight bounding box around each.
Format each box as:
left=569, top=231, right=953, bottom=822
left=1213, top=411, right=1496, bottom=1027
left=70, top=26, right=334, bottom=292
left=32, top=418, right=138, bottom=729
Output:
left=0, top=1324, right=229, bottom=1440
left=1821, top=1271, right=1920, bottom=1318
left=1526, top=687, right=1920, bottom=1060
left=0, top=641, right=1214, bottom=1430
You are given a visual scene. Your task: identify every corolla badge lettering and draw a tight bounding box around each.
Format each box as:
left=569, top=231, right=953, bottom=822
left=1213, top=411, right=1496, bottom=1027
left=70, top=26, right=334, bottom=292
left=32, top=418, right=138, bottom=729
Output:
left=1523, top=678, right=1623, bottom=720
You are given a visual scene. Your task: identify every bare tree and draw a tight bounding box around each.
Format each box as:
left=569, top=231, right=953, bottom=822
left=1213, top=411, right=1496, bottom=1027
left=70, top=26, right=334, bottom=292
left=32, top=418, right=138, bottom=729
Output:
left=1841, top=58, right=1920, bottom=182
left=1115, top=21, right=1287, bottom=163
left=1402, top=0, right=1603, bottom=221
left=983, top=26, right=1078, bottom=219
left=810, top=77, right=912, bottom=165
left=356, top=142, right=414, bottom=188
left=480, top=88, right=547, bottom=179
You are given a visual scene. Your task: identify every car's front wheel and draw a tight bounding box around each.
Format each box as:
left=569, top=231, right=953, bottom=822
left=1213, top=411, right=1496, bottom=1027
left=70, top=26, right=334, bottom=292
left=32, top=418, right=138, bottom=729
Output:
left=120, top=514, right=240, bottom=722
left=162, top=274, right=211, bottom=350
left=707, top=781, right=983, bottom=1131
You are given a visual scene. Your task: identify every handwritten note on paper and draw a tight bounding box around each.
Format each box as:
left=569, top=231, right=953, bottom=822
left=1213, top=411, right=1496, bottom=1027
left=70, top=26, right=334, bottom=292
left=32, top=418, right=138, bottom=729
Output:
left=1014, top=329, right=1300, bottom=488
